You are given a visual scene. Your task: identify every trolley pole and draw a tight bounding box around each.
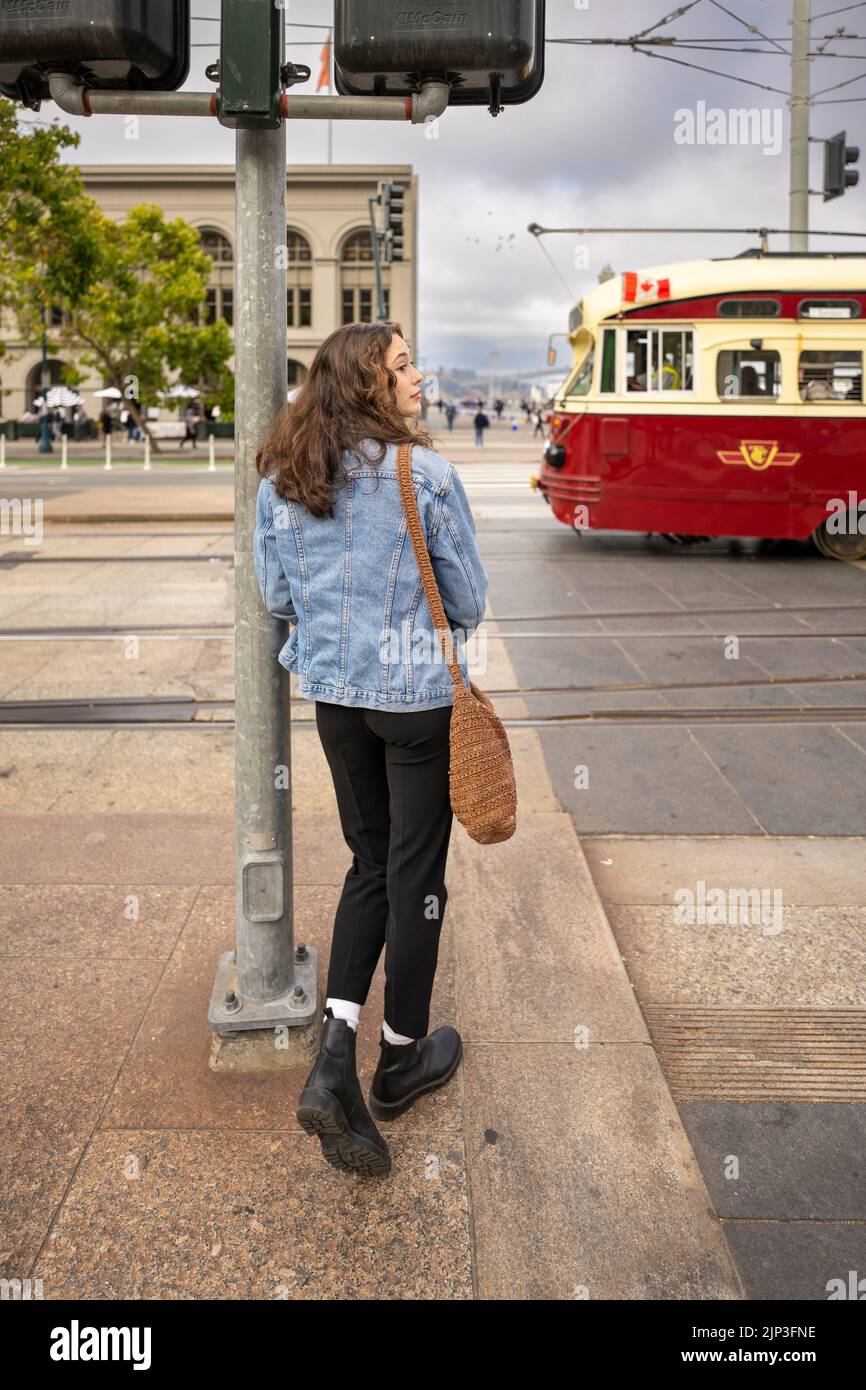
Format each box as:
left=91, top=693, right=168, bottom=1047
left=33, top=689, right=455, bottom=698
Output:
left=789, top=0, right=812, bottom=252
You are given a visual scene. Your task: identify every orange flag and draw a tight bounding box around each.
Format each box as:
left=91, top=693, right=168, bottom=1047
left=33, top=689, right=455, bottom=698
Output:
left=317, top=37, right=331, bottom=92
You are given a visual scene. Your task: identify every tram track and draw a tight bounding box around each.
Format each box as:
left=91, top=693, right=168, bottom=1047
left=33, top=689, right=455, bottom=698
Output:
left=1, top=599, right=866, bottom=640
left=2, top=604, right=865, bottom=726
left=0, top=552, right=232, bottom=567
left=2, top=691, right=866, bottom=730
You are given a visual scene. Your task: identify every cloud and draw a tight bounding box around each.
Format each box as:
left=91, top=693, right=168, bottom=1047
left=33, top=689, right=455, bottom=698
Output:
left=53, top=0, right=866, bottom=372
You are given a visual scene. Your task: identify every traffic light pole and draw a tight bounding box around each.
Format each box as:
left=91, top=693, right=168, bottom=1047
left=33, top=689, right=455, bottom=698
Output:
left=208, top=117, right=318, bottom=1045
left=789, top=0, right=811, bottom=252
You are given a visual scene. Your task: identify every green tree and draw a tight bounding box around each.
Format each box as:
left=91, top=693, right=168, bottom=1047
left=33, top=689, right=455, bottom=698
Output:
left=0, top=99, right=100, bottom=320
left=0, top=99, right=234, bottom=444
left=62, top=203, right=234, bottom=448
left=0, top=100, right=101, bottom=411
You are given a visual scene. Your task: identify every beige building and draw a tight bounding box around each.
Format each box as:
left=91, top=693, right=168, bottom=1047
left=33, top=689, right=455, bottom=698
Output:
left=0, top=163, right=418, bottom=418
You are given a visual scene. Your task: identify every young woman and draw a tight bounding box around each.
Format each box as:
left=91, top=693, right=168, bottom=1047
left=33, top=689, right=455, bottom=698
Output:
left=254, top=322, right=489, bottom=1176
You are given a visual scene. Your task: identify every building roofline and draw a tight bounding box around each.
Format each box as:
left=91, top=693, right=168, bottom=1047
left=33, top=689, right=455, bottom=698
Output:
left=74, top=164, right=414, bottom=183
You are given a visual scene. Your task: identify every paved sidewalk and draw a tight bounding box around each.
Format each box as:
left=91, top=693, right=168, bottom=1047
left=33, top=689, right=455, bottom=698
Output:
left=0, top=618, right=742, bottom=1302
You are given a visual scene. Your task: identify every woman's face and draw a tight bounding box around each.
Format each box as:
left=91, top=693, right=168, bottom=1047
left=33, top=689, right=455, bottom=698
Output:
left=385, top=334, right=424, bottom=418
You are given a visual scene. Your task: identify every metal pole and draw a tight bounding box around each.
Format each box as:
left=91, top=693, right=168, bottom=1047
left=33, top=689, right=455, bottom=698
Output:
left=209, top=118, right=316, bottom=1034
left=369, top=194, right=386, bottom=321
left=790, top=0, right=811, bottom=251
left=37, top=307, right=53, bottom=454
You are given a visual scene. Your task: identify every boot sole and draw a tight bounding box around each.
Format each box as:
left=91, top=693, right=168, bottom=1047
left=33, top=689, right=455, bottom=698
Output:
left=367, top=1042, right=463, bottom=1121
left=296, top=1086, right=391, bottom=1175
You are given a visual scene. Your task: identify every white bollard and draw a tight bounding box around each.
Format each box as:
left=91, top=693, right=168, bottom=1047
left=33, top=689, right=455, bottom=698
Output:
left=61, top=435, right=68, bottom=469
left=104, top=434, right=112, bottom=470
left=143, top=433, right=151, bottom=471
left=208, top=433, right=216, bottom=470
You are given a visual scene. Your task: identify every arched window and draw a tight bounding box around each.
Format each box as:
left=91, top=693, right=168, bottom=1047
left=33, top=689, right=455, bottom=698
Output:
left=342, top=230, right=374, bottom=263
left=286, top=229, right=313, bottom=328
left=200, top=229, right=234, bottom=264
left=25, top=358, right=68, bottom=408
left=287, top=359, right=308, bottom=387
left=198, top=228, right=233, bottom=326
left=286, top=231, right=312, bottom=264
left=340, top=228, right=389, bottom=325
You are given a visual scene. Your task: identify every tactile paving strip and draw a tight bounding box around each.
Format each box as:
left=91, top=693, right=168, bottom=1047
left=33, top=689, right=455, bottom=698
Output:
left=642, top=1006, right=866, bottom=1102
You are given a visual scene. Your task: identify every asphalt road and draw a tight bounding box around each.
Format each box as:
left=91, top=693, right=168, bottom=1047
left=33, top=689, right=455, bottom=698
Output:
left=467, top=461, right=866, bottom=838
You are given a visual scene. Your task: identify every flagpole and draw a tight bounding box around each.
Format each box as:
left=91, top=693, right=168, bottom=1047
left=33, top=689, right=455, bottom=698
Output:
left=325, top=29, right=333, bottom=164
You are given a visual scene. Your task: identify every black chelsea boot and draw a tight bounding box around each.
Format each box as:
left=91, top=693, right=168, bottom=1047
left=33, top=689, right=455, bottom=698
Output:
left=368, top=1025, right=463, bottom=1121
left=297, top=1007, right=391, bottom=1175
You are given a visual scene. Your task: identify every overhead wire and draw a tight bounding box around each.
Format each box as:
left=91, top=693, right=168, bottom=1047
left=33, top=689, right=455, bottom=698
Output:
left=706, top=0, right=790, bottom=54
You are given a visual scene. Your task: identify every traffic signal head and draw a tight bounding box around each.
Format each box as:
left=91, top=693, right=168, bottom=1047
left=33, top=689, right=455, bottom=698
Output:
left=333, top=0, right=546, bottom=112
left=379, top=181, right=405, bottom=264
left=0, top=0, right=189, bottom=108
left=823, top=131, right=860, bottom=202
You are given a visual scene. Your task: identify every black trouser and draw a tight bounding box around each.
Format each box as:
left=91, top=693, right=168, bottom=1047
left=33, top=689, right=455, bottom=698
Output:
left=314, top=700, right=453, bottom=1039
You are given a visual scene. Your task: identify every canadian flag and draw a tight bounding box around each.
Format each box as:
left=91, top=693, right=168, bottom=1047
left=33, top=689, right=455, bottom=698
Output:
left=623, top=272, right=671, bottom=304
left=317, top=36, right=331, bottom=92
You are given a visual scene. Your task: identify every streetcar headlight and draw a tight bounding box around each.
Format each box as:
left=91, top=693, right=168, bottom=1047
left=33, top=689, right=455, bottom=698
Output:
left=544, top=442, right=566, bottom=469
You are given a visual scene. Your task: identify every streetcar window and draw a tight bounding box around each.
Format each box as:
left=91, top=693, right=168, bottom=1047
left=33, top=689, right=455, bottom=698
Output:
left=799, top=350, right=862, bottom=402
left=718, top=299, right=781, bottom=318
left=599, top=329, right=617, bottom=392
left=626, top=329, right=694, bottom=392
left=564, top=348, right=595, bottom=397
left=798, top=299, right=861, bottom=320
left=717, top=350, right=781, bottom=399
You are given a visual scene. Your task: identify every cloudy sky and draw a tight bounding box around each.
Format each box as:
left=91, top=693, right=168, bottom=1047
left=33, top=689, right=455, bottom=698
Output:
left=52, top=0, right=866, bottom=373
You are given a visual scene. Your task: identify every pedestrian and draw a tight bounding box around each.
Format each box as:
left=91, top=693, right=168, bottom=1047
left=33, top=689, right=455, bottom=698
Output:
left=99, top=407, right=113, bottom=438
left=181, top=403, right=198, bottom=450
left=473, top=406, right=490, bottom=446
left=533, top=408, right=545, bottom=438
left=445, top=402, right=457, bottom=431
left=254, top=322, right=488, bottom=1176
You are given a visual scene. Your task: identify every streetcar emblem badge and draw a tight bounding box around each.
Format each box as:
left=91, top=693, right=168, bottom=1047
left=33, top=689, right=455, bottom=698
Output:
left=716, top=440, right=800, bottom=471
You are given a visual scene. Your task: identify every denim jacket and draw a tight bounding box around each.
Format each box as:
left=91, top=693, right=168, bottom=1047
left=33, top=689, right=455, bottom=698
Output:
left=253, top=438, right=489, bottom=711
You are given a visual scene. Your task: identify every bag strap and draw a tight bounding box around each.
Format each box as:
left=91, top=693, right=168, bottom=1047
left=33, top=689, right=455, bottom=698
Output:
left=395, top=440, right=466, bottom=696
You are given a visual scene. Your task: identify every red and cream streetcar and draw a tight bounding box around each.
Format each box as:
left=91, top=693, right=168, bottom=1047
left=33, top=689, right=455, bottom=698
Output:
left=530, top=253, right=866, bottom=559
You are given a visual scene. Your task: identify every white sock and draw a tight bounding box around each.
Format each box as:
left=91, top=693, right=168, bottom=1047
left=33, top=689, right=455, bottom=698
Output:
left=382, top=1018, right=415, bottom=1045
left=326, top=997, right=360, bottom=1032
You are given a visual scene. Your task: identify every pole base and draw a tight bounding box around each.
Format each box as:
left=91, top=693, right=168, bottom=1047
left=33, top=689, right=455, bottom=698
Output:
left=207, top=946, right=318, bottom=1033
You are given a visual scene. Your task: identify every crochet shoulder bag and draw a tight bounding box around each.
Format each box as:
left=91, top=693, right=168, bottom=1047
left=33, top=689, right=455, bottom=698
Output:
left=395, top=441, right=517, bottom=844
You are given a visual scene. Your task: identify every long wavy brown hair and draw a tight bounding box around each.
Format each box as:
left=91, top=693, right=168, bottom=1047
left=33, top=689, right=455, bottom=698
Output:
left=255, top=322, right=434, bottom=518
